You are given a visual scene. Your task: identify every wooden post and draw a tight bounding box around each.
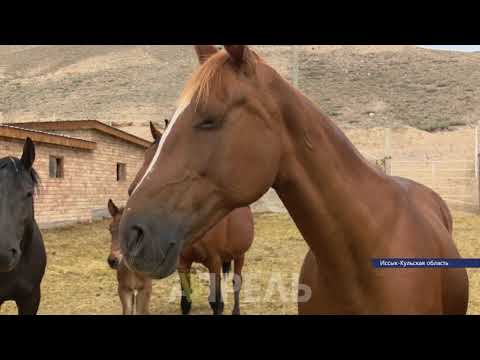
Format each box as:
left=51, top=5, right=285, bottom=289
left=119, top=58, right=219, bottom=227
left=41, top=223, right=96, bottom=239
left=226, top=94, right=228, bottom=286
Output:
left=291, top=46, right=299, bottom=88
left=384, top=127, right=392, bottom=175
left=476, top=125, right=480, bottom=210
left=475, top=125, right=479, bottom=179
left=431, top=161, right=436, bottom=190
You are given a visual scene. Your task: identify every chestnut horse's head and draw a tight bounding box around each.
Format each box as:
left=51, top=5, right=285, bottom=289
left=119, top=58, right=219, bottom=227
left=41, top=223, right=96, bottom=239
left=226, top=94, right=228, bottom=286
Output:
left=120, top=46, right=284, bottom=278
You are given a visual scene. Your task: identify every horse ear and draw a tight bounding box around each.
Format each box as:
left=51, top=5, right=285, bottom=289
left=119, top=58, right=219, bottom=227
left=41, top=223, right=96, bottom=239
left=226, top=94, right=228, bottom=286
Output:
left=224, top=45, right=247, bottom=65
left=108, top=199, right=119, bottom=217
left=21, top=137, right=35, bottom=170
left=149, top=121, right=162, bottom=141
left=194, top=45, right=219, bottom=64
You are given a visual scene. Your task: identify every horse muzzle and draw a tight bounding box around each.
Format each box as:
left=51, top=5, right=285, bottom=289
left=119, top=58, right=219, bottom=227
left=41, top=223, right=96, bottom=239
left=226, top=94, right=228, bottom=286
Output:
left=119, top=212, right=188, bottom=279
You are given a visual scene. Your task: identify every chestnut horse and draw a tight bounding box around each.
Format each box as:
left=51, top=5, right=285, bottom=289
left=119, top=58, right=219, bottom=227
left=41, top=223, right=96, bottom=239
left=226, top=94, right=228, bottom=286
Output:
left=119, top=121, right=253, bottom=315
left=119, top=45, right=468, bottom=315
left=107, top=199, right=152, bottom=315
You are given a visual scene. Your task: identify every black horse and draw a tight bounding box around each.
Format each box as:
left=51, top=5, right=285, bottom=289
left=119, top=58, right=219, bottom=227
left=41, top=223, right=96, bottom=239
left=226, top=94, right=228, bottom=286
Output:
left=0, top=138, right=47, bottom=315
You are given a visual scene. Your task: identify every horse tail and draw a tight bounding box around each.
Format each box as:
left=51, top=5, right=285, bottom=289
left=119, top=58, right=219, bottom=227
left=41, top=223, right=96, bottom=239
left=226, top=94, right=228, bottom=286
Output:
left=222, top=261, right=232, bottom=280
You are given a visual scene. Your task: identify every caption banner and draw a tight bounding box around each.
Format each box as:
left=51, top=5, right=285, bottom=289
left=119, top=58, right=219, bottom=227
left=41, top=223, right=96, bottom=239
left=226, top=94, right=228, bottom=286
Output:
left=372, top=258, right=480, bottom=268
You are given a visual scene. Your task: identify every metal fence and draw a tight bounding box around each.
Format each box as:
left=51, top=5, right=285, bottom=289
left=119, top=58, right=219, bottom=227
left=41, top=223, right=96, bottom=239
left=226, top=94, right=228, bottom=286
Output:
left=258, top=46, right=480, bottom=212
left=391, top=159, right=477, bottom=210
left=343, top=123, right=478, bottom=211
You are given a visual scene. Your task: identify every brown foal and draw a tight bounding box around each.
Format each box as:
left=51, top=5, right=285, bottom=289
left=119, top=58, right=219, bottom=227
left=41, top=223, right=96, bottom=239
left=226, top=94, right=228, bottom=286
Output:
left=107, top=199, right=152, bottom=315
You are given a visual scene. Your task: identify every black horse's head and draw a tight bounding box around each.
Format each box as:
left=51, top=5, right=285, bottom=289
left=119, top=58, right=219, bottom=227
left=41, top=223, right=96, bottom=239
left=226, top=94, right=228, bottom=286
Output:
left=0, top=138, right=39, bottom=272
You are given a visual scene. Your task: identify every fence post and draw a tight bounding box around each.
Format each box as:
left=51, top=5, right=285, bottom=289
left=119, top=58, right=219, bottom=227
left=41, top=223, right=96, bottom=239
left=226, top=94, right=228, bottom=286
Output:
left=384, top=127, right=392, bottom=175
left=291, top=46, right=299, bottom=88
left=431, top=161, right=436, bottom=189
left=476, top=125, right=480, bottom=210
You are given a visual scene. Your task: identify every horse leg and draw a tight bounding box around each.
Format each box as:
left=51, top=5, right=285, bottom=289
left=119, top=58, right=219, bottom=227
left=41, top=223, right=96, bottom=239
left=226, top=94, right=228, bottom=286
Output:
left=118, top=285, right=134, bottom=315
left=232, top=256, right=245, bottom=315
left=16, top=287, right=41, bottom=315
left=178, top=257, right=193, bottom=315
left=178, top=269, right=193, bottom=315
left=135, top=276, right=152, bottom=315
left=208, top=262, right=224, bottom=315
left=135, top=280, right=152, bottom=315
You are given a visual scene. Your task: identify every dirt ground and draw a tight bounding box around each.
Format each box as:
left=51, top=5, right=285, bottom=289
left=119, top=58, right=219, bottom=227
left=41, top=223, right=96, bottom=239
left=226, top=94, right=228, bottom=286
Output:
left=1, top=211, right=479, bottom=315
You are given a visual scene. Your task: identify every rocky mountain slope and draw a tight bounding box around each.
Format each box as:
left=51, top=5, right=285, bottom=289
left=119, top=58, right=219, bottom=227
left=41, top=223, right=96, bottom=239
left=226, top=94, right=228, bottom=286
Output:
left=1, top=45, right=479, bottom=134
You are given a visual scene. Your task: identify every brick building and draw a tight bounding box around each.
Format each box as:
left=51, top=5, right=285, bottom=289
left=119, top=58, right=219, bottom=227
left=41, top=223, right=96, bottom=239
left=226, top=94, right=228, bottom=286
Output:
left=0, top=120, right=150, bottom=228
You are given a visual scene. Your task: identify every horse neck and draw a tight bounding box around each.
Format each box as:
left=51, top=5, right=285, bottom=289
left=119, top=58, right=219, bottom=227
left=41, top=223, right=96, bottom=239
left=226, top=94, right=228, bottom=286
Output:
left=21, top=218, right=35, bottom=252
left=22, top=200, right=36, bottom=252
left=270, top=77, right=394, bottom=266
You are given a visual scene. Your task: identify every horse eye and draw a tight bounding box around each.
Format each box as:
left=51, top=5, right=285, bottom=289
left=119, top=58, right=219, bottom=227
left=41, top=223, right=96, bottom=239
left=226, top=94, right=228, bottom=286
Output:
left=26, top=191, right=33, bottom=198
left=196, top=118, right=218, bottom=130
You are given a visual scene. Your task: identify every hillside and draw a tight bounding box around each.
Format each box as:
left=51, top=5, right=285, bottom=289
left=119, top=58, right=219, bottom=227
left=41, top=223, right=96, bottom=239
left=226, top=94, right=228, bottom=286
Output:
left=1, top=45, right=479, bottom=135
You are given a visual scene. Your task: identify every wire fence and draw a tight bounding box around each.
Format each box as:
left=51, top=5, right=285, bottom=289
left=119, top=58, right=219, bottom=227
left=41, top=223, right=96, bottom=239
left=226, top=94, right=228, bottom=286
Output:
left=360, top=138, right=478, bottom=211
left=253, top=46, right=480, bottom=213
left=390, top=159, right=477, bottom=209
left=290, top=46, right=479, bottom=211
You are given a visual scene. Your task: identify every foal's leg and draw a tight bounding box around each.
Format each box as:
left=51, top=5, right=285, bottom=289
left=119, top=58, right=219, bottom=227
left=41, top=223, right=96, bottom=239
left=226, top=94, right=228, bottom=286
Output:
left=178, top=269, right=192, bottom=315
left=135, top=279, right=152, bottom=315
left=232, top=256, right=245, bottom=315
left=208, top=261, right=224, bottom=315
left=118, top=286, right=134, bottom=315
left=16, top=287, right=41, bottom=315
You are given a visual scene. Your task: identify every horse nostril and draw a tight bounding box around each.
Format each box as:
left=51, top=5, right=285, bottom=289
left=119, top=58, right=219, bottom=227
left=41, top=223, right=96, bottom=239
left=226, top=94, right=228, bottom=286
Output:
left=133, top=226, right=144, bottom=242
left=10, top=248, right=17, bottom=259
left=107, top=257, right=118, bottom=269
left=128, top=225, right=145, bottom=252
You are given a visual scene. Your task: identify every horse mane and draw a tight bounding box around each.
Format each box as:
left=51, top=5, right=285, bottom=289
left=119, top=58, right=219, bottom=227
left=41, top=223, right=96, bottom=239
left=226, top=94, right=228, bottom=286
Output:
left=178, top=48, right=261, bottom=109
left=31, top=167, right=41, bottom=193
left=0, top=156, right=41, bottom=194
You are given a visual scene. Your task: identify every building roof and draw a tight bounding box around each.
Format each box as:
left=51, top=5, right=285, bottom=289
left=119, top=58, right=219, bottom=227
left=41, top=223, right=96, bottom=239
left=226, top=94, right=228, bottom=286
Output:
left=8, top=120, right=150, bottom=149
left=0, top=124, right=97, bottom=150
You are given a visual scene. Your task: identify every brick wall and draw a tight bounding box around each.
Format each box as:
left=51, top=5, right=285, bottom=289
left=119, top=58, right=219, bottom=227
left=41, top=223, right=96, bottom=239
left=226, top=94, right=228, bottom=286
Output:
left=0, top=131, right=146, bottom=228
left=78, top=129, right=146, bottom=221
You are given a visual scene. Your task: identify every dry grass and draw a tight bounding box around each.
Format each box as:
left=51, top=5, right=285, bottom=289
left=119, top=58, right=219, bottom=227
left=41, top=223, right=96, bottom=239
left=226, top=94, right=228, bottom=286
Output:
left=1, top=211, right=479, bottom=315
left=452, top=211, right=480, bottom=314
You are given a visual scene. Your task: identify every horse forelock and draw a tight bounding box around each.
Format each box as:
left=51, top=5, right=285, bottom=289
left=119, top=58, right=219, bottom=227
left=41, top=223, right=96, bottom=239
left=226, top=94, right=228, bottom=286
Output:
left=0, top=156, right=40, bottom=192
left=178, top=47, right=261, bottom=109
left=0, top=156, right=18, bottom=170
left=178, top=51, right=229, bottom=109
